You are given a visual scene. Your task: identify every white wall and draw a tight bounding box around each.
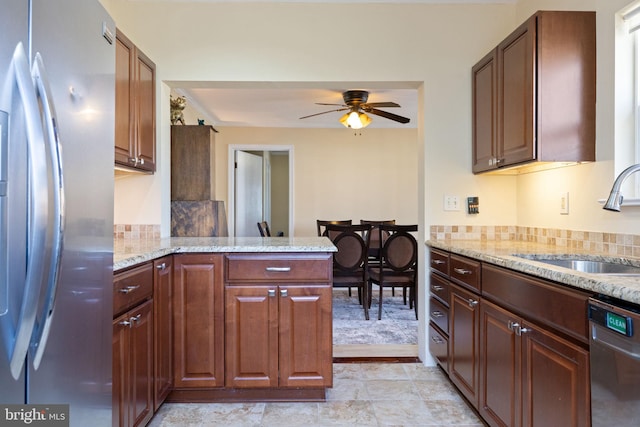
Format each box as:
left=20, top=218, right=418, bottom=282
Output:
left=216, top=127, right=419, bottom=236
left=102, top=0, right=519, bottom=237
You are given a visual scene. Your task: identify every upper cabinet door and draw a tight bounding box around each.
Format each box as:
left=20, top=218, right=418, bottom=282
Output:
left=115, top=29, right=156, bottom=173
left=472, top=50, right=497, bottom=174
left=497, top=17, right=535, bottom=168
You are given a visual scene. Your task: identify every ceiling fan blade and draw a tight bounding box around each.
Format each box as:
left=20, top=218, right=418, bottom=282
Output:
left=315, top=102, right=347, bottom=106
left=299, top=107, right=349, bottom=120
left=363, top=102, right=401, bottom=108
left=366, top=108, right=411, bottom=124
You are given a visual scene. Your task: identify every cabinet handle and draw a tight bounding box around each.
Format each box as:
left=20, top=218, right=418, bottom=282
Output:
left=508, top=320, right=520, bottom=331
left=431, top=336, right=444, bottom=344
left=432, top=259, right=445, bottom=265
left=431, top=285, right=443, bottom=292
left=516, top=326, right=531, bottom=336
left=130, top=314, right=142, bottom=324
left=280, top=289, right=288, bottom=298
left=119, top=320, right=131, bottom=327
left=467, top=299, right=479, bottom=308
left=265, top=267, right=291, bottom=272
left=268, top=289, right=276, bottom=297
left=431, top=310, right=444, bottom=318
left=156, top=262, right=166, bottom=270
left=118, top=285, right=140, bottom=294
left=454, top=268, right=472, bottom=275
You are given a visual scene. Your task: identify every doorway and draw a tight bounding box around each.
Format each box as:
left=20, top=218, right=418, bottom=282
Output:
left=228, top=145, right=293, bottom=237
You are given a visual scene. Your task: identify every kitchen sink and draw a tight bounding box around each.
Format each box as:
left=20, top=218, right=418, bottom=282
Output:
left=514, top=256, right=640, bottom=275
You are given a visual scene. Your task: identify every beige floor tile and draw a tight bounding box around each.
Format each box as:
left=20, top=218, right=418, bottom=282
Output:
left=370, top=398, right=432, bottom=425
left=413, top=379, right=466, bottom=402
left=365, top=379, right=421, bottom=401
left=326, top=378, right=370, bottom=401
left=317, top=400, right=378, bottom=426
left=361, top=363, right=411, bottom=380
left=421, top=399, right=484, bottom=426
left=260, top=402, right=318, bottom=426
left=333, top=363, right=363, bottom=379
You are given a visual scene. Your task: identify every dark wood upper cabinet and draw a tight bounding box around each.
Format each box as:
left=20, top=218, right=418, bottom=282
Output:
left=472, top=11, right=595, bottom=174
left=115, top=29, right=156, bottom=173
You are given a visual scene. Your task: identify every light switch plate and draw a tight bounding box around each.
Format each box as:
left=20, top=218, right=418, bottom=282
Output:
left=560, top=192, right=569, bottom=215
left=444, top=195, right=460, bottom=211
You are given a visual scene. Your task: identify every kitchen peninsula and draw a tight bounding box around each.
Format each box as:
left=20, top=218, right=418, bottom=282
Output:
left=113, top=236, right=336, bottom=427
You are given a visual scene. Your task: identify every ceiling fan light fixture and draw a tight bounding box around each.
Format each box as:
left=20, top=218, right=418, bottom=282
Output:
left=340, top=110, right=371, bottom=129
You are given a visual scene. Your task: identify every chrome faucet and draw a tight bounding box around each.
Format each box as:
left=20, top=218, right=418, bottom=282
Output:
left=603, top=163, right=640, bottom=211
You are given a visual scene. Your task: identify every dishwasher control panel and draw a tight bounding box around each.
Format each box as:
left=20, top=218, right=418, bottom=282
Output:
left=589, top=296, right=637, bottom=337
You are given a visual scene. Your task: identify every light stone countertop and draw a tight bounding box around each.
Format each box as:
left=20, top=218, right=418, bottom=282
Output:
left=427, top=239, right=640, bottom=305
left=114, top=236, right=336, bottom=272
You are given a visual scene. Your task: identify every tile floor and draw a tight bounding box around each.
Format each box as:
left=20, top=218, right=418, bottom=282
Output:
left=148, top=363, right=485, bottom=427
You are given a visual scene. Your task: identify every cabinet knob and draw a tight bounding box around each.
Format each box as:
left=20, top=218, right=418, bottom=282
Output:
left=467, top=299, right=479, bottom=308
left=156, top=262, right=166, bottom=270
left=268, top=289, right=276, bottom=297
left=280, top=289, right=288, bottom=298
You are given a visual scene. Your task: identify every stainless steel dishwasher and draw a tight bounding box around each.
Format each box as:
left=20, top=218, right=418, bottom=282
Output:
left=588, top=295, right=640, bottom=426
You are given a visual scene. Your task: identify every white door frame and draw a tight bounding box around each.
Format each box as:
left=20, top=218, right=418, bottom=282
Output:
left=228, top=144, right=294, bottom=237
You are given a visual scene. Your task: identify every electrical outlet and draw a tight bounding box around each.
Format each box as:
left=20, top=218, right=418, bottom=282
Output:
left=444, top=195, right=460, bottom=211
left=560, top=192, right=569, bottom=215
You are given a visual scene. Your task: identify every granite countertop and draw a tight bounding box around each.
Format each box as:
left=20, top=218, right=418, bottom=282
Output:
left=114, top=236, right=336, bottom=272
left=427, top=239, right=640, bottom=305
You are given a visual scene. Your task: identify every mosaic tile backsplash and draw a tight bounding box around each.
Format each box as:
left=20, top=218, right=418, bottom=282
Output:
left=430, top=225, right=640, bottom=258
left=114, top=224, right=160, bottom=240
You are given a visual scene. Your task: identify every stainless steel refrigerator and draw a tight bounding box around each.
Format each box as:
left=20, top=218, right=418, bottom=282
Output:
left=0, top=0, right=114, bottom=425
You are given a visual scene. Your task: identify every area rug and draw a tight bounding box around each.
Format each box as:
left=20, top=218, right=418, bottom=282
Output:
left=332, top=287, right=418, bottom=345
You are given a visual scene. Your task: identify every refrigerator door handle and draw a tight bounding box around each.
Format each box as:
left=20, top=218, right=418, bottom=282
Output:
left=6, top=43, right=49, bottom=380
left=29, top=53, right=65, bottom=370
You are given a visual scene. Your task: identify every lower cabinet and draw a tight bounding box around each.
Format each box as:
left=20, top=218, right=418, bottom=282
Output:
left=480, top=299, right=590, bottom=427
left=429, top=248, right=592, bottom=427
left=225, top=284, right=332, bottom=388
left=449, top=283, right=481, bottom=408
left=172, top=253, right=225, bottom=388
left=113, top=299, right=154, bottom=427
left=153, top=256, right=173, bottom=410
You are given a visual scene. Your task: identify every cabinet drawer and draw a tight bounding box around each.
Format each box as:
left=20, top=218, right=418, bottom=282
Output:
left=482, top=263, right=592, bottom=343
left=450, top=254, right=481, bottom=292
left=430, top=296, right=449, bottom=334
left=114, top=262, right=153, bottom=316
left=226, top=253, right=332, bottom=282
left=430, top=249, right=449, bottom=276
left=429, top=323, right=448, bottom=372
left=430, top=273, right=450, bottom=306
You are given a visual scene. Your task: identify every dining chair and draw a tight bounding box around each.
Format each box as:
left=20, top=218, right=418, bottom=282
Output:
left=325, top=223, right=372, bottom=320
left=316, top=219, right=352, bottom=238
left=368, top=224, right=418, bottom=320
left=360, top=219, right=396, bottom=263
left=257, top=221, right=271, bottom=237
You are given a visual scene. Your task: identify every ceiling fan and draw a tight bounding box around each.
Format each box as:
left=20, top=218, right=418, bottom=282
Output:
left=299, top=90, right=410, bottom=129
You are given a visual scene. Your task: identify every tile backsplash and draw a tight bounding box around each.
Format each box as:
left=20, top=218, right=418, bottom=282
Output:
left=114, top=224, right=160, bottom=241
left=430, top=225, right=640, bottom=258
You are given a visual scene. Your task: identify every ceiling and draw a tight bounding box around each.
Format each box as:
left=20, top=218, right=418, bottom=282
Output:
left=173, top=84, right=420, bottom=129
left=165, top=0, right=515, bottom=129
